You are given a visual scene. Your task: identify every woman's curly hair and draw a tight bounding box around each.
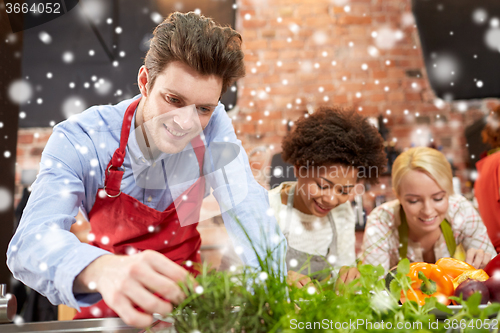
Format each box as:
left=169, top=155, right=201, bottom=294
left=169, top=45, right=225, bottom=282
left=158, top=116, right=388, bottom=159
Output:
left=281, top=106, right=387, bottom=184
left=482, top=105, right=500, bottom=148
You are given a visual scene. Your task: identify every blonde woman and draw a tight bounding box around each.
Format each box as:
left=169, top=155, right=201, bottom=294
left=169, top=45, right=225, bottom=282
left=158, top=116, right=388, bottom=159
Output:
left=362, top=147, right=495, bottom=271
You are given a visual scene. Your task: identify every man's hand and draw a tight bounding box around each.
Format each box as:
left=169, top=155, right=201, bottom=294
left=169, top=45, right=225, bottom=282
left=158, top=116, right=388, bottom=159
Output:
left=74, top=250, right=192, bottom=328
left=465, top=248, right=492, bottom=269
left=286, top=270, right=312, bottom=288
left=336, top=266, right=360, bottom=286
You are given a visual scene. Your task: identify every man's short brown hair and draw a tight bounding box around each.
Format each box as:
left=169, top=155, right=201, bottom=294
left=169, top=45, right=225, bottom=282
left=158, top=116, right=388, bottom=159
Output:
left=144, top=12, right=245, bottom=96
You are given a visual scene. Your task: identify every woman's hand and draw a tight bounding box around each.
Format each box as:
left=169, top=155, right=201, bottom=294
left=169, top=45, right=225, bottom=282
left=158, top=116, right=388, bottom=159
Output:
left=465, top=248, right=492, bottom=269
left=336, top=266, right=361, bottom=285
left=286, top=270, right=312, bottom=288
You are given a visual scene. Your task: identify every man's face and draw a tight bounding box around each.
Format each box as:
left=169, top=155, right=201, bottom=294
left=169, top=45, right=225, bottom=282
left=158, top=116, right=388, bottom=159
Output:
left=137, top=61, right=222, bottom=154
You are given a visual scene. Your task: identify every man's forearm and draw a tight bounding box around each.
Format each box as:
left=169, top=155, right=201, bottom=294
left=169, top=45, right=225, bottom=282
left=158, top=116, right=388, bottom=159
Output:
left=73, top=254, right=115, bottom=293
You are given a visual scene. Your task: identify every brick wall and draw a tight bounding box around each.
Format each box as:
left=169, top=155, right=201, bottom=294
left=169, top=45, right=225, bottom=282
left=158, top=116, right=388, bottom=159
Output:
left=15, top=0, right=496, bottom=204
left=232, top=0, right=497, bottom=200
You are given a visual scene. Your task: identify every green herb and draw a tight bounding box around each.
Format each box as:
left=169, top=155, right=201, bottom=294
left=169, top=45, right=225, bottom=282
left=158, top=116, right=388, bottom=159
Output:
left=151, top=219, right=500, bottom=332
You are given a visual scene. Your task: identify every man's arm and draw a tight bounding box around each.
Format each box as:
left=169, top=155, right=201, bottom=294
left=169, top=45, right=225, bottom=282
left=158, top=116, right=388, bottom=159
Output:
left=7, top=128, right=110, bottom=309
left=8, top=122, right=194, bottom=328
left=203, top=105, right=287, bottom=273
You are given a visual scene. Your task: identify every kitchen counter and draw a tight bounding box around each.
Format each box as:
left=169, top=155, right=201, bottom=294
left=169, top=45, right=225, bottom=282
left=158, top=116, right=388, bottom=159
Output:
left=0, top=318, right=176, bottom=333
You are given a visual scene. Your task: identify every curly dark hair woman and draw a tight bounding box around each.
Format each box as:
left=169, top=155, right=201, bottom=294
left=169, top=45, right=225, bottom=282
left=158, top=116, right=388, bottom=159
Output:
left=281, top=106, right=387, bottom=184
left=268, top=106, right=387, bottom=289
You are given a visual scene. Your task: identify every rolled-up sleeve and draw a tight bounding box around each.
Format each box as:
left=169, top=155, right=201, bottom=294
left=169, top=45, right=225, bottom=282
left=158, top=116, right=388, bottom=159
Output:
left=7, top=128, right=110, bottom=310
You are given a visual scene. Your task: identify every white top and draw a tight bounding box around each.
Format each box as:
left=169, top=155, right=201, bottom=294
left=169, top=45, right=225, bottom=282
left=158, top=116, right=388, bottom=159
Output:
left=361, top=193, right=496, bottom=271
left=268, top=182, right=356, bottom=267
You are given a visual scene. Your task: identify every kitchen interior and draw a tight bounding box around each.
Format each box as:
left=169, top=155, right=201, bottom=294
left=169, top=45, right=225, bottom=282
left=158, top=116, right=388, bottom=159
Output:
left=1, top=0, right=499, bottom=331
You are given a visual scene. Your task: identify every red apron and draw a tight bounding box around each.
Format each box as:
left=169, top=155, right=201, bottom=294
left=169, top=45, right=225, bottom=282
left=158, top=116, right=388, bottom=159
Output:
left=74, top=97, right=204, bottom=319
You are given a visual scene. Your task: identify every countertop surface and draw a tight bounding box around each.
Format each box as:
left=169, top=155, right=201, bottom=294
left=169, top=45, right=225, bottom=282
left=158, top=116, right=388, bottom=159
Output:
left=0, top=317, right=175, bottom=333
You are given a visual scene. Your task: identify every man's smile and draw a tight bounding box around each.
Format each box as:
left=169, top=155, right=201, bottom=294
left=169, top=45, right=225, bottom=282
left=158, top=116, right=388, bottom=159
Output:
left=163, top=124, right=188, bottom=137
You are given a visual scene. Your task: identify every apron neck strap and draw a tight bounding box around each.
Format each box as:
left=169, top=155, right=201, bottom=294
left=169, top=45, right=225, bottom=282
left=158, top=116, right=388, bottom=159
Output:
left=440, top=218, right=456, bottom=257
left=110, top=97, right=141, bottom=169
left=398, top=206, right=456, bottom=259
left=398, top=207, right=409, bottom=260
left=103, top=98, right=140, bottom=197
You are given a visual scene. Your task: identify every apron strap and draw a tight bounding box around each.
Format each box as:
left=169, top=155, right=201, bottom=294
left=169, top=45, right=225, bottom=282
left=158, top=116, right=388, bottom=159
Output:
left=103, top=97, right=141, bottom=196
left=440, top=219, right=456, bottom=257
left=398, top=207, right=409, bottom=260
left=398, top=206, right=456, bottom=259
left=113, top=97, right=140, bottom=168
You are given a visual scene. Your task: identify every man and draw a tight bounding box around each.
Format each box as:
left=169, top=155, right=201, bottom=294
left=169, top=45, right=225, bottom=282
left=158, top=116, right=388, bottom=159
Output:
left=7, top=12, right=284, bottom=328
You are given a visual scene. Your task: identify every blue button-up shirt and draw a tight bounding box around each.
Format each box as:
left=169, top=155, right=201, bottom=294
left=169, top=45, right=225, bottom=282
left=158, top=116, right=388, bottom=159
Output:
left=7, top=95, right=285, bottom=310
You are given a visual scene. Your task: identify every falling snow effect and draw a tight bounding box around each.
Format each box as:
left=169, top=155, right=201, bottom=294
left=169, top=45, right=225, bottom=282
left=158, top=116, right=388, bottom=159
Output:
left=90, top=306, right=102, bottom=317
left=373, top=27, right=403, bottom=50
left=81, top=0, right=106, bottom=23
left=62, top=51, right=74, bottom=63
left=94, top=78, right=113, bottom=96
left=8, top=79, right=33, bottom=104
left=473, top=8, right=488, bottom=25
left=62, top=96, right=87, bottom=119
left=331, top=0, right=349, bottom=6
left=312, top=31, right=328, bottom=45
left=38, top=31, right=52, bottom=44
left=151, top=12, right=163, bottom=24
left=486, top=112, right=500, bottom=131
left=484, top=27, right=500, bottom=51
left=13, top=315, right=24, bottom=325
left=401, top=12, right=415, bottom=27
left=370, top=290, right=395, bottom=312
left=0, top=188, right=13, bottom=212
left=429, top=53, right=460, bottom=86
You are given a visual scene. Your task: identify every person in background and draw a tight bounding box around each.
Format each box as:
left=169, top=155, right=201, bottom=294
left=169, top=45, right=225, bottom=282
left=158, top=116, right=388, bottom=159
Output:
left=362, top=147, right=495, bottom=272
left=475, top=105, right=500, bottom=253
left=268, top=107, right=388, bottom=287
left=7, top=12, right=285, bottom=328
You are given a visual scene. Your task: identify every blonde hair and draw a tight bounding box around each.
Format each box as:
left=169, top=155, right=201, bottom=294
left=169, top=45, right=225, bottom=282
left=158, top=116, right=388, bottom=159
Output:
left=392, top=147, right=454, bottom=196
